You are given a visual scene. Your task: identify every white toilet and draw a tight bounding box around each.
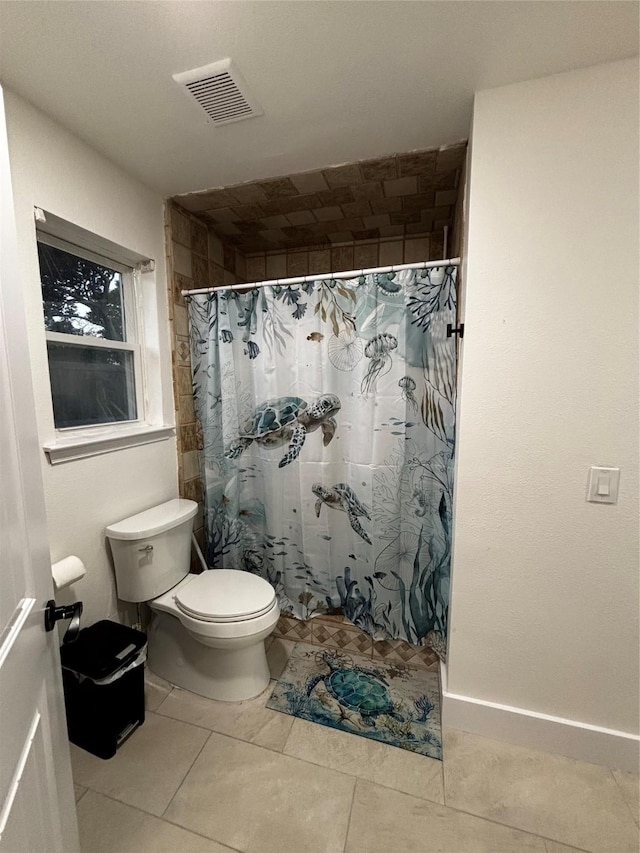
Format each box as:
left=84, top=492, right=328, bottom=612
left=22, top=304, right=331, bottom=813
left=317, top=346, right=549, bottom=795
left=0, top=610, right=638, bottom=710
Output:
left=106, top=498, right=280, bottom=702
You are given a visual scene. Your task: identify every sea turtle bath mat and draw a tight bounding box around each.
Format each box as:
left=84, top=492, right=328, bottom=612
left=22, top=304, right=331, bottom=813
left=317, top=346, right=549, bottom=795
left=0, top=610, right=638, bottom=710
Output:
left=267, top=643, right=442, bottom=760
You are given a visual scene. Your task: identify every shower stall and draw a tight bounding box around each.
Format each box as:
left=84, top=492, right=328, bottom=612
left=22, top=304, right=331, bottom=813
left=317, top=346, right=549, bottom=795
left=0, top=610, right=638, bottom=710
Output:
left=183, top=258, right=460, bottom=659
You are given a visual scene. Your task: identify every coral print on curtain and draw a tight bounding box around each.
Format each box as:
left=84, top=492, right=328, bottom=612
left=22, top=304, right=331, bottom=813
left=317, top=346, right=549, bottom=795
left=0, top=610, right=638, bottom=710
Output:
left=186, top=266, right=457, bottom=658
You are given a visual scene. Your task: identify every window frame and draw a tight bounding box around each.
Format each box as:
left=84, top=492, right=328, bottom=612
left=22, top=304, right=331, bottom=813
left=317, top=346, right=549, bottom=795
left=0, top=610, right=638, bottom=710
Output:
left=33, top=211, right=175, bottom=465
left=37, top=231, right=146, bottom=434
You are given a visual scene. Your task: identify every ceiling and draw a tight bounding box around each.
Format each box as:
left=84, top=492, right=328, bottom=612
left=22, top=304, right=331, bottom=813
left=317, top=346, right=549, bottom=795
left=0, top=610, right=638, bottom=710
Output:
left=176, top=143, right=466, bottom=252
left=0, top=2, right=637, bottom=197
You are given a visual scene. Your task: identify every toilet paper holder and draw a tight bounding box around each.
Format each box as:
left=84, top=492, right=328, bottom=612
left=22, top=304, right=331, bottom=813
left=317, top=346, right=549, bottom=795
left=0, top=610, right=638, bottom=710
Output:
left=44, top=600, right=83, bottom=644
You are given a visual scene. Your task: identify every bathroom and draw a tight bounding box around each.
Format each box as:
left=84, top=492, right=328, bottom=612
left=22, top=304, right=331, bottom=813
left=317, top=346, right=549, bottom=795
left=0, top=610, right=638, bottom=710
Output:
left=0, top=3, right=638, bottom=852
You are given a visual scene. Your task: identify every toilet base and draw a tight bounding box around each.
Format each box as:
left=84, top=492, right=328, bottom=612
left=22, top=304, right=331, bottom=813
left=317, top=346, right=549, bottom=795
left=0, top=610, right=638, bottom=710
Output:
left=147, top=611, right=272, bottom=702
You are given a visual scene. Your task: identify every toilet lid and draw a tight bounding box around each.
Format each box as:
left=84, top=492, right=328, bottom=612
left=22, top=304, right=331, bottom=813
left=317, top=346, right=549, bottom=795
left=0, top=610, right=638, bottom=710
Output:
left=174, top=570, right=277, bottom=623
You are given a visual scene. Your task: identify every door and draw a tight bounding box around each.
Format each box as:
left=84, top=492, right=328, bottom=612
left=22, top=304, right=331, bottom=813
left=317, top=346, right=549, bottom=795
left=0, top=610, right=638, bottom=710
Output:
left=0, top=86, right=80, bottom=852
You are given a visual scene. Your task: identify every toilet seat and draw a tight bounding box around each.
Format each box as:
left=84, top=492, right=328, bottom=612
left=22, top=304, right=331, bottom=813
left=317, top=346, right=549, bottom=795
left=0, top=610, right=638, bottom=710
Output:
left=150, top=572, right=280, bottom=642
left=174, top=569, right=277, bottom=623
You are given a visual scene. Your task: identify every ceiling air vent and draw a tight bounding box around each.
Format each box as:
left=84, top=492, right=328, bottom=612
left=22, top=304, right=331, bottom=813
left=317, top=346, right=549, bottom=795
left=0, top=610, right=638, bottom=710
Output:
left=173, top=58, right=263, bottom=126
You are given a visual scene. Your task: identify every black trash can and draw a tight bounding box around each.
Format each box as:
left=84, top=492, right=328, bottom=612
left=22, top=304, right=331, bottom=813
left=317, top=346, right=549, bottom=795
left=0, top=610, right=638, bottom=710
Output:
left=60, top=620, right=147, bottom=760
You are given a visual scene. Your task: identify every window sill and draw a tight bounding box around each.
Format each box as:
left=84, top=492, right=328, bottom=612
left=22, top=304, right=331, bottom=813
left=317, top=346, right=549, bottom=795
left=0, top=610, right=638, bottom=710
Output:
left=43, top=425, right=176, bottom=465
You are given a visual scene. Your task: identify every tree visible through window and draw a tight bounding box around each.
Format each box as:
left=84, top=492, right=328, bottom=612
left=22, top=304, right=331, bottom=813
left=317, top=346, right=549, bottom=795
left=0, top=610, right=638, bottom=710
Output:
left=37, top=235, right=140, bottom=429
left=39, top=241, right=125, bottom=340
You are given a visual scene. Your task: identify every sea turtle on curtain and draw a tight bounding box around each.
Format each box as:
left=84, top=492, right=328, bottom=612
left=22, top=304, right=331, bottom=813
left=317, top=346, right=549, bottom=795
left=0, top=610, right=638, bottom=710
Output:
left=306, top=650, right=403, bottom=727
left=226, top=394, right=341, bottom=468
left=312, top=483, right=372, bottom=544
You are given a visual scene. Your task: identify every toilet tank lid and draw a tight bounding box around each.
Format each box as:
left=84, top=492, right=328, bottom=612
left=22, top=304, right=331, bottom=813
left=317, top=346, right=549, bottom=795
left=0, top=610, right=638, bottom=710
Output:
left=105, top=499, right=198, bottom=541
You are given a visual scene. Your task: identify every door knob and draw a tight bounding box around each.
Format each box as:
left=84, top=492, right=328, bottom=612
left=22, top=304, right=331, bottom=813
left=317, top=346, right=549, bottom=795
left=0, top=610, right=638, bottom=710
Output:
left=44, top=600, right=83, bottom=643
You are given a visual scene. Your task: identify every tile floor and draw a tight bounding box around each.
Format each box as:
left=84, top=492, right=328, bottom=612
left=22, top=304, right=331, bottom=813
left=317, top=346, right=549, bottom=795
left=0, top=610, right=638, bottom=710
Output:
left=72, top=638, right=639, bottom=853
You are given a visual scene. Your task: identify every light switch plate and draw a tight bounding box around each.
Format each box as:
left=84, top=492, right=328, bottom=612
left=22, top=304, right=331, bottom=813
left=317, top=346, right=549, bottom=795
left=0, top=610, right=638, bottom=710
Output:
left=586, top=466, right=620, bottom=504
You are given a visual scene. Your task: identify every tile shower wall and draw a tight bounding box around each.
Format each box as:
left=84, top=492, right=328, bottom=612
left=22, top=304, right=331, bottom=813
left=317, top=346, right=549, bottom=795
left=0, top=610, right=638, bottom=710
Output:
left=235, top=148, right=467, bottom=282
left=244, top=231, right=445, bottom=283
left=165, top=201, right=246, bottom=560
left=176, top=143, right=466, bottom=255
left=450, top=150, right=467, bottom=260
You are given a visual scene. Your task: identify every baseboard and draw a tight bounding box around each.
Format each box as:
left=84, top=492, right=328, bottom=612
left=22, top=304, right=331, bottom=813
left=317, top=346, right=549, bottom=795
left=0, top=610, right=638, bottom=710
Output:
left=439, top=662, right=639, bottom=774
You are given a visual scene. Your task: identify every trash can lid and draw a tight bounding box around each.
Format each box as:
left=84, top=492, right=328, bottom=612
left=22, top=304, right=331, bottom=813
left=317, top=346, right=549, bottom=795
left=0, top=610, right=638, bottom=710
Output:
left=60, top=620, right=147, bottom=681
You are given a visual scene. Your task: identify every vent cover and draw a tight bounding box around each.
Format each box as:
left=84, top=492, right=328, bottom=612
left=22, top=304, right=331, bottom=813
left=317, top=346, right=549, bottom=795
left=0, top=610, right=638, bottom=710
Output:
left=173, top=58, right=263, bottom=126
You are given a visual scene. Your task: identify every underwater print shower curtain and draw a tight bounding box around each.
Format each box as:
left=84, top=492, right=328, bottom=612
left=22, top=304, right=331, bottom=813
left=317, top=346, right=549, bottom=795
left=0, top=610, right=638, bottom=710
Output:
left=187, top=265, right=457, bottom=657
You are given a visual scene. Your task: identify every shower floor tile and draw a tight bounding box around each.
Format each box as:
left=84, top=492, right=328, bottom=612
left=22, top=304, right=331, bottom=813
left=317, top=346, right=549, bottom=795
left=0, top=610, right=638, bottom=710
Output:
left=372, top=635, right=439, bottom=669
left=274, top=611, right=440, bottom=670
left=311, top=620, right=373, bottom=655
left=272, top=613, right=313, bottom=642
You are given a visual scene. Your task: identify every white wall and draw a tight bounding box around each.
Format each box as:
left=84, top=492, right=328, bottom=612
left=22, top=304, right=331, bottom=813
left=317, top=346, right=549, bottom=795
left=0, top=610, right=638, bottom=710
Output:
left=448, top=59, right=639, bottom=747
left=4, top=90, right=178, bottom=627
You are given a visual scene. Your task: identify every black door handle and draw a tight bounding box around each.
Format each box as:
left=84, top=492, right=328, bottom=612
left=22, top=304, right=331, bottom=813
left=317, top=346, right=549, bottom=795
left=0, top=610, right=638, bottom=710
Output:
left=44, top=600, right=83, bottom=643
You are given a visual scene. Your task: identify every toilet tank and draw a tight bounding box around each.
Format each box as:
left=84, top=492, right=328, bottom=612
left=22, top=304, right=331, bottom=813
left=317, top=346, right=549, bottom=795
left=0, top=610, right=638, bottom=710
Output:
left=106, top=499, right=199, bottom=602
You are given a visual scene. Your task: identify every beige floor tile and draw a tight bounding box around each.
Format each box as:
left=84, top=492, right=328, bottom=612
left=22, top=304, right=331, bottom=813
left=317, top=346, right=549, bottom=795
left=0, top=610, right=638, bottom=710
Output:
left=157, top=682, right=293, bottom=752
left=77, top=790, right=237, bottom=852
left=266, top=637, right=295, bottom=679
left=613, top=769, right=640, bottom=827
left=544, top=841, right=587, bottom=852
left=145, top=669, right=174, bottom=711
left=165, top=731, right=355, bottom=853
left=284, top=717, right=443, bottom=802
left=71, top=711, right=209, bottom=816
left=345, top=779, right=547, bottom=852
left=443, top=729, right=639, bottom=852
left=248, top=710, right=294, bottom=752
left=73, top=783, right=86, bottom=803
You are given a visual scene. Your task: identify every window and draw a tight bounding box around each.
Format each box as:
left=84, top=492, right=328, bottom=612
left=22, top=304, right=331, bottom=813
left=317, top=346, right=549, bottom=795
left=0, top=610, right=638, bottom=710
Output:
left=34, top=211, right=174, bottom=465
left=37, top=234, right=143, bottom=430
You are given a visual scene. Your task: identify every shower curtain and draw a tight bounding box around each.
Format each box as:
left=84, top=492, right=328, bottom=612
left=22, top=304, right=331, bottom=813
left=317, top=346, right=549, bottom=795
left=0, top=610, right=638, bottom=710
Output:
left=186, top=265, right=457, bottom=657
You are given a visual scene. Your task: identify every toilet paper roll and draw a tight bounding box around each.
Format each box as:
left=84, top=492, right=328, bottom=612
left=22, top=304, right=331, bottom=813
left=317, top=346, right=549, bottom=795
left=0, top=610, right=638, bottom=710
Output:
left=52, top=555, right=86, bottom=590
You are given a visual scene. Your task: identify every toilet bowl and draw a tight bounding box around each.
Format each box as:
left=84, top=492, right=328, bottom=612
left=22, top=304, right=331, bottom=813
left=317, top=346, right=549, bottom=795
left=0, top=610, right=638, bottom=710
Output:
left=148, top=571, right=279, bottom=701
left=106, top=499, right=280, bottom=701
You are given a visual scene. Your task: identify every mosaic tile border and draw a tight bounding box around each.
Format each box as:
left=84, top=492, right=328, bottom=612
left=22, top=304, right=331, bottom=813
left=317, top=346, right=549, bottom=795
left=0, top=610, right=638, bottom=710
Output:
left=273, top=613, right=439, bottom=672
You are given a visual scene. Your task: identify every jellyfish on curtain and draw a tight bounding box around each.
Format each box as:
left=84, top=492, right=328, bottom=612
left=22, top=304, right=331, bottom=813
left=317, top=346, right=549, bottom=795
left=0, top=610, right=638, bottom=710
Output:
left=361, top=333, right=398, bottom=394
left=398, top=376, right=419, bottom=412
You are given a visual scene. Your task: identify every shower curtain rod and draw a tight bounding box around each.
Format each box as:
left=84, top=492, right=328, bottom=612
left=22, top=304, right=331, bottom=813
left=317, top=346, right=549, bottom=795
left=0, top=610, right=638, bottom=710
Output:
left=181, top=256, right=461, bottom=296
